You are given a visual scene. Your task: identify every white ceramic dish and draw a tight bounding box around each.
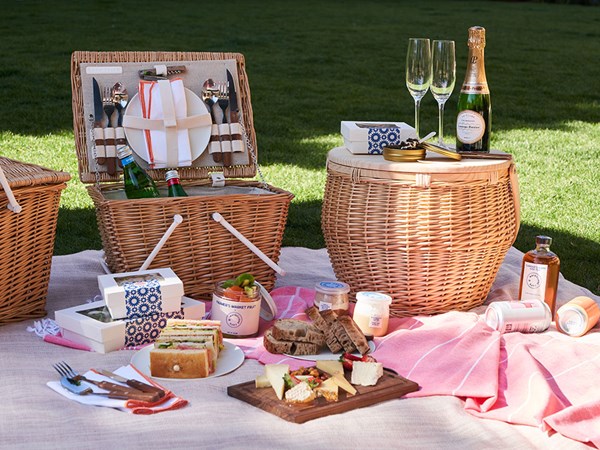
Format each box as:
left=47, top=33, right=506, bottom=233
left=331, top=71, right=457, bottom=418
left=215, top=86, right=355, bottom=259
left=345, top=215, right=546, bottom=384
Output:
left=284, top=340, right=376, bottom=361
left=131, top=340, right=244, bottom=380
left=123, top=88, right=211, bottom=164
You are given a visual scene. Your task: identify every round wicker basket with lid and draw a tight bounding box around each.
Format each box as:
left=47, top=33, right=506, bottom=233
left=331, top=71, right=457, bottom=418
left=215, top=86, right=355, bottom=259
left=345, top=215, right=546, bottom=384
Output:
left=322, top=147, right=520, bottom=317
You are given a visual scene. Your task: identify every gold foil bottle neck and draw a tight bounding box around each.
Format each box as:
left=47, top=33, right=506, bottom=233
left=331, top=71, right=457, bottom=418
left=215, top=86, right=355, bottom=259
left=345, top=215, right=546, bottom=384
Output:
left=468, top=26, right=486, bottom=49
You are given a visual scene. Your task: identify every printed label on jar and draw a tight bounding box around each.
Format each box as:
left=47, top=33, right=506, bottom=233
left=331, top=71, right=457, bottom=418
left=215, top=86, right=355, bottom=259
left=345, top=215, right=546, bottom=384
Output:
left=369, top=315, right=383, bottom=329
left=456, top=110, right=485, bottom=144
left=521, top=262, right=548, bottom=301
left=318, top=301, right=332, bottom=312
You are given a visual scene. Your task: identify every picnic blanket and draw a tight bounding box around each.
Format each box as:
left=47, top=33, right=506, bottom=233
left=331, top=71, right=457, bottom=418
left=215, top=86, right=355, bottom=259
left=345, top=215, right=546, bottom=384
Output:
left=232, top=284, right=600, bottom=448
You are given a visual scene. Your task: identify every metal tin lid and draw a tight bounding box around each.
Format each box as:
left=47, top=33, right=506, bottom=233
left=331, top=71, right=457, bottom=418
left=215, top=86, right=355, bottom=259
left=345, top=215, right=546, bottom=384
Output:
left=315, top=281, right=350, bottom=295
left=256, top=281, right=277, bottom=321
left=356, top=291, right=392, bottom=305
left=556, top=306, right=587, bottom=337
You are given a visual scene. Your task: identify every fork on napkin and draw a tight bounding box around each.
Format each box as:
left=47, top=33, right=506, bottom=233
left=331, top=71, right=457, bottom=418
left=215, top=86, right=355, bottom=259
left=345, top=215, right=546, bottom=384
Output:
left=47, top=364, right=187, bottom=414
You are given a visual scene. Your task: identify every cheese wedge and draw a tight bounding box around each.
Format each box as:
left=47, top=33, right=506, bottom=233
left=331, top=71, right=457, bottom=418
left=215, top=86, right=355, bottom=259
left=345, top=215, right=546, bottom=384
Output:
left=264, top=364, right=289, bottom=400
left=255, top=374, right=271, bottom=388
left=315, top=377, right=339, bottom=402
left=332, top=371, right=357, bottom=396
left=316, top=360, right=344, bottom=376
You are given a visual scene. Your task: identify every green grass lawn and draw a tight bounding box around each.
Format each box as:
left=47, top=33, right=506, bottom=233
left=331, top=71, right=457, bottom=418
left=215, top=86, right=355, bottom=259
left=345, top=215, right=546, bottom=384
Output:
left=0, top=0, right=599, bottom=295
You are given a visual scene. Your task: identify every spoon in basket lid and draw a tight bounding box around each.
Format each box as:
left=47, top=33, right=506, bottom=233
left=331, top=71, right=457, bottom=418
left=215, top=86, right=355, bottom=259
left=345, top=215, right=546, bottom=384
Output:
left=112, top=82, right=129, bottom=127
left=201, top=78, right=222, bottom=163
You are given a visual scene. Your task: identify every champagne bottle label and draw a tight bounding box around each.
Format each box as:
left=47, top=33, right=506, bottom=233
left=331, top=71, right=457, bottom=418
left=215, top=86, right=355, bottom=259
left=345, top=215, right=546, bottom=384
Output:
left=456, top=110, right=485, bottom=144
left=520, top=262, right=548, bottom=301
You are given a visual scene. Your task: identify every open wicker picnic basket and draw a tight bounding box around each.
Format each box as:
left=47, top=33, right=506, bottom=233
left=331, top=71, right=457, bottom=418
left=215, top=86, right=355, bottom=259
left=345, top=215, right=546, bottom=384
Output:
left=0, top=157, right=70, bottom=324
left=71, top=51, right=293, bottom=299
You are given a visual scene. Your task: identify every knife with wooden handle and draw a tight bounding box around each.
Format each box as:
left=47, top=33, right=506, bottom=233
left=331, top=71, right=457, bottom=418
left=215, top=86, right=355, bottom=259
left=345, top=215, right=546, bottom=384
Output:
left=97, top=369, right=166, bottom=398
left=224, top=69, right=239, bottom=167
left=92, top=78, right=106, bottom=165
left=60, top=376, right=160, bottom=402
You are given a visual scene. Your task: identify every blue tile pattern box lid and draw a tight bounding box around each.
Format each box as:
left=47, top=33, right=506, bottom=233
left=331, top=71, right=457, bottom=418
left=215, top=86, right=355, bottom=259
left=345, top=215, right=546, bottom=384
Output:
left=124, top=278, right=163, bottom=319
left=367, top=127, right=404, bottom=155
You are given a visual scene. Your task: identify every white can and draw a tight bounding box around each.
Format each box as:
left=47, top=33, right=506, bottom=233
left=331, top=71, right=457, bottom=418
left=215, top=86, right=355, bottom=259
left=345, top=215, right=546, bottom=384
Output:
left=485, top=299, right=551, bottom=334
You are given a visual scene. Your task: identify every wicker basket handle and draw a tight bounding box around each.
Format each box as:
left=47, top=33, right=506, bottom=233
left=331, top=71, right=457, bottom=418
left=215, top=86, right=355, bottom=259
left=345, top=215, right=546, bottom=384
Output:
left=509, top=162, right=521, bottom=239
left=0, top=164, right=22, bottom=214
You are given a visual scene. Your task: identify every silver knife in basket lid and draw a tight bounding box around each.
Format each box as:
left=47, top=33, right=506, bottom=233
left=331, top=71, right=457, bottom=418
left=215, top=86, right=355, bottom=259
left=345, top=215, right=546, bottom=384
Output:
left=226, top=69, right=239, bottom=124
left=92, top=77, right=106, bottom=164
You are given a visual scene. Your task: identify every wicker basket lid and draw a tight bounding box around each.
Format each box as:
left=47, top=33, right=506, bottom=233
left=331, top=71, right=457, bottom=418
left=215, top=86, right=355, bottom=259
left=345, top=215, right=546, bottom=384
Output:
left=71, top=51, right=258, bottom=184
left=327, top=147, right=512, bottom=179
left=0, top=157, right=70, bottom=189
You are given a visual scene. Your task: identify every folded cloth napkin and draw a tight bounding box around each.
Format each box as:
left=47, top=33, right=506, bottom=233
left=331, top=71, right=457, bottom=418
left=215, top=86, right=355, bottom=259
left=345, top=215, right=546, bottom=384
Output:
left=138, top=78, right=192, bottom=168
left=240, top=286, right=600, bottom=448
left=47, top=364, right=188, bottom=414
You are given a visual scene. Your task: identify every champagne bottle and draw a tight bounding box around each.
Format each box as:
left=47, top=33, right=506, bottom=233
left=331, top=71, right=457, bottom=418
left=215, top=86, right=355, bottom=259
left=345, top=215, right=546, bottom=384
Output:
left=116, top=146, right=160, bottom=199
left=456, top=26, right=491, bottom=152
left=165, top=170, right=188, bottom=197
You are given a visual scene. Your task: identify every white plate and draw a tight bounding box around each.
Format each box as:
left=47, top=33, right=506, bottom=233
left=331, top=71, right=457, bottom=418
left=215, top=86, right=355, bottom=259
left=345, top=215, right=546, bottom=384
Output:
left=123, top=87, right=211, bottom=164
left=131, top=341, right=245, bottom=381
left=284, top=340, right=376, bottom=361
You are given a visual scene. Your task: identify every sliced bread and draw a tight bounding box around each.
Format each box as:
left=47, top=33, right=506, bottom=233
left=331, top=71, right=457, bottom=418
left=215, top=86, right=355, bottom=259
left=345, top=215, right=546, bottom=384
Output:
left=272, top=319, right=326, bottom=347
left=320, top=310, right=356, bottom=353
left=306, top=306, right=343, bottom=353
left=263, top=328, right=322, bottom=356
left=337, top=315, right=370, bottom=355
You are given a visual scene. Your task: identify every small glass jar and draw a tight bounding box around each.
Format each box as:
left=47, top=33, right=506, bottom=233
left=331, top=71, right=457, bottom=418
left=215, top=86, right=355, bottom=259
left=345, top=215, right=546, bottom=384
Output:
left=211, top=281, right=261, bottom=338
left=352, top=292, right=392, bottom=337
left=314, top=281, right=350, bottom=313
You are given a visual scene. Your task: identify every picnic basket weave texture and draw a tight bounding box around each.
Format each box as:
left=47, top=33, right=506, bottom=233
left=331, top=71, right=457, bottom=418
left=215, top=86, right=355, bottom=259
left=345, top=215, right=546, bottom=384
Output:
left=0, top=157, right=70, bottom=324
left=71, top=51, right=293, bottom=298
left=322, top=148, right=520, bottom=317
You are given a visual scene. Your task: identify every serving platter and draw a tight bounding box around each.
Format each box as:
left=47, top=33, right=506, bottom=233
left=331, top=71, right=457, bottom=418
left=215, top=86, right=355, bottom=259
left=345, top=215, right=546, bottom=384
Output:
left=228, top=369, right=419, bottom=423
left=284, top=340, right=376, bottom=361
left=131, top=341, right=244, bottom=381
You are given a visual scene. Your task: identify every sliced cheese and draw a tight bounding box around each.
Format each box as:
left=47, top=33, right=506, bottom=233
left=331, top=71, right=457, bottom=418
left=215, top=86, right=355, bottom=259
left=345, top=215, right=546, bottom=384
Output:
left=315, top=377, right=339, bottom=402
left=332, top=372, right=357, bottom=396
left=351, top=361, right=383, bottom=386
left=284, top=381, right=316, bottom=404
left=264, top=364, right=289, bottom=400
left=255, top=374, right=271, bottom=388
left=316, top=360, right=344, bottom=376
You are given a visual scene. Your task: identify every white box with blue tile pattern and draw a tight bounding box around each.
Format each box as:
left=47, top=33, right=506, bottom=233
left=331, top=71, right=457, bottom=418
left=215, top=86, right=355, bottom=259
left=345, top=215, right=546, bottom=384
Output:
left=341, top=121, right=416, bottom=154
left=55, top=296, right=205, bottom=353
left=98, top=268, right=184, bottom=320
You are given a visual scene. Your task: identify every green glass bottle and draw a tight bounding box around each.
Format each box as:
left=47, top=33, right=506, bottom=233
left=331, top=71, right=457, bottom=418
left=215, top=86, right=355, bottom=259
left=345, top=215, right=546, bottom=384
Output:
left=456, top=26, right=491, bottom=152
left=116, top=146, right=160, bottom=199
left=165, top=170, right=188, bottom=197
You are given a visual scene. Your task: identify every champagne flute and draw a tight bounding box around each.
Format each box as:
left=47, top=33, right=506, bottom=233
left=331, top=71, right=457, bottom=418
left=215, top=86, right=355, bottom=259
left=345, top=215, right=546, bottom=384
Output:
left=431, top=40, right=456, bottom=147
left=406, top=38, right=432, bottom=138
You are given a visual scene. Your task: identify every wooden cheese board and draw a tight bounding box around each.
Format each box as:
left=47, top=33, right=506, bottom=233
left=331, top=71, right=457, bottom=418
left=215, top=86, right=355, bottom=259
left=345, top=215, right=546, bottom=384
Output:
left=227, top=369, right=419, bottom=423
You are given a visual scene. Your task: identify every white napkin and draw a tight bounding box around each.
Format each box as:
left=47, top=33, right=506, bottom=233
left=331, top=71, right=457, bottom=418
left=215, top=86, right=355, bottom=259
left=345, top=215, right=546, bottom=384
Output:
left=47, top=364, right=187, bottom=414
left=138, top=78, right=192, bottom=168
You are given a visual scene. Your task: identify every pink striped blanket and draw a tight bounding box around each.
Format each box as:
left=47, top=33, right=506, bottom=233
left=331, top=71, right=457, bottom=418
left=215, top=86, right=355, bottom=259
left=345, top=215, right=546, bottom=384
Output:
left=230, top=286, right=600, bottom=448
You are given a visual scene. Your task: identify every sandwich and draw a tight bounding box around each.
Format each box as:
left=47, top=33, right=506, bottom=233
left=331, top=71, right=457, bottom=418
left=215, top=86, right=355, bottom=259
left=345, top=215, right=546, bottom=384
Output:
left=150, top=319, right=223, bottom=378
